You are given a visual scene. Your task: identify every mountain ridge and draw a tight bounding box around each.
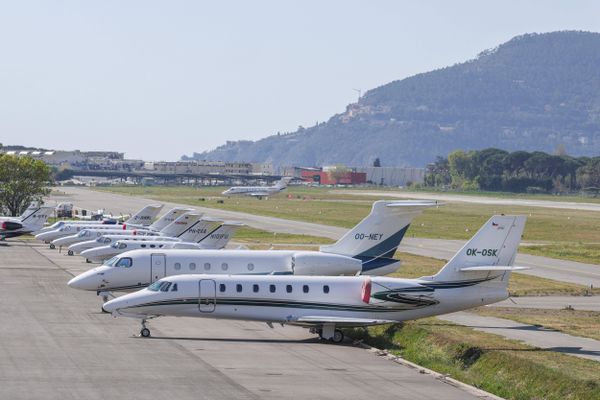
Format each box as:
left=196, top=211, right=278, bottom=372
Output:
left=186, top=31, right=600, bottom=167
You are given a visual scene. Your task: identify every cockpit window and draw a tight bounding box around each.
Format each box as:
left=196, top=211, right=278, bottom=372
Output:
left=96, top=237, right=104, bottom=243
left=171, top=283, right=178, bottom=292
left=77, top=230, right=88, bottom=237
left=116, top=257, right=133, bottom=268
left=148, top=281, right=161, bottom=291
left=159, top=282, right=171, bottom=292
left=104, top=237, right=111, bottom=244
left=118, top=243, right=127, bottom=250
left=104, top=256, right=119, bottom=267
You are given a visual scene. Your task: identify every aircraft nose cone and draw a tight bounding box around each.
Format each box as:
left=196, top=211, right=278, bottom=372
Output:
left=102, top=297, right=121, bottom=313
left=67, top=270, right=102, bottom=291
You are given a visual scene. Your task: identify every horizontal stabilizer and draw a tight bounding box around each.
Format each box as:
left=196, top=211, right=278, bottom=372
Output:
left=293, top=316, right=396, bottom=326
left=458, top=266, right=530, bottom=272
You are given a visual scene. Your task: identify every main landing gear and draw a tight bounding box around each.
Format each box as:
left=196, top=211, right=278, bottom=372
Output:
left=312, top=324, right=344, bottom=344
left=49, top=243, right=55, bottom=249
left=67, top=250, right=74, bottom=256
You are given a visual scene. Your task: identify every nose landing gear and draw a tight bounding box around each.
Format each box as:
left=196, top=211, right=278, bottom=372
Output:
left=140, top=320, right=151, bottom=338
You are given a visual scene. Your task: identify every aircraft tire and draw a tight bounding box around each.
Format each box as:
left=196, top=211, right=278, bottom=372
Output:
left=67, top=250, right=74, bottom=256
left=49, top=244, right=55, bottom=250
left=332, top=329, right=344, bottom=343
left=140, top=328, right=151, bottom=338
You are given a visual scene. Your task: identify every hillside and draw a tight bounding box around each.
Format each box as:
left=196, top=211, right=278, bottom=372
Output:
left=187, top=31, right=600, bottom=167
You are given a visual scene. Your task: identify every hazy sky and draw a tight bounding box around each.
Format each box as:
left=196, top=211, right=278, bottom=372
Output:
left=1, top=1, right=600, bottom=161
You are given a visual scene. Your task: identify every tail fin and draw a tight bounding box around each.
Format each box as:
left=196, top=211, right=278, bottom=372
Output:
left=320, top=200, right=437, bottom=261
left=197, top=221, right=244, bottom=249
left=274, top=177, right=292, bottom=189
left=159, top=212, right=203, bottom=237
left=178, top=217, right=223, bottom=242
left=21, top=206, right=54, bottom=232
left=147, top=207, right=191, bottom=231
left=125, top=204, right=163, bottom=226
left=429, top=215, right=526, bottom=283
left=19, top=201, right=44, bottom=220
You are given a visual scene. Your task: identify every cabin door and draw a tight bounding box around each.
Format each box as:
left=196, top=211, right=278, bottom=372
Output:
left=150, top=254, right=166, bottom=283
left=198, top=279, right=216, bottom=313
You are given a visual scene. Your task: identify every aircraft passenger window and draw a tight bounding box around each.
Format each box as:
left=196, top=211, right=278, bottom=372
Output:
left=222, top=263, right=228, bottom=271
left=189, top=262, right=196, bottom=270
left=286, top=285, right=292, bottom=293
left=253, top=284, right=259, bottom=293
left=116, top=257, right=133, bottom=268
left=236, top=284, right=242, bottom=293
left=247, top=263, right=254, bottom=271
left=323, top=285, right=330, bottom=294
left=160, top=282, right=171, bottom=292
left=303, top=285, right=309, bottom=293
left=219, top=284, right=226, bottom=292
left=141, top=244, right=146, bottom=248
left=269, top=284, right=276, bottom=293
left=148, top=282, right=161, bottom=292
left=150, top=244, right=156, bottom=248
left=118, top=243, right=127, bottom=249
left=171, top=283, right=178, bottom=292
left=204, top=262, right=211, bottom=271
left=174, top=262, right=181, bottom=270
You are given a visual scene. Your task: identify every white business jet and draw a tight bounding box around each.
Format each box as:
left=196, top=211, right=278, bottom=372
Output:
left=82, top=221, right=243, bottom=264
left=68, top=200, right=436, bottom=295
left=37, top=204, right=164, bottom=235
left=222, top=177, right=292, bottom=199
left=0, top=205, right=55, bottom=240
left=62, top=211, right=201, bottom=256
left=103, top=215, right=527, bottom=341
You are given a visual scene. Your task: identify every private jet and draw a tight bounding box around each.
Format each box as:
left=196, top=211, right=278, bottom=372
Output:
left=0, top=205, right=55, bottom=240
left=36, top=206, right=186, bottom=246
left=222, top=177, right=292, bottom=199
left=68, top=200, right=437, bottom=295
left=81, top=221, right=243, bottom=263
left=103, top=215, right=527, bottom=341
left=57, top=211, right=202, bottom=255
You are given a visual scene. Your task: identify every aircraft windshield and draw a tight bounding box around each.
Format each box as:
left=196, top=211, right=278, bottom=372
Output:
left=77, top=230, right=88, bottom=237
left=148, top=281, right=162, bottom=292
left=96, top=237, right=104, bottom=243
left=104, top=256, right=119, bottom=267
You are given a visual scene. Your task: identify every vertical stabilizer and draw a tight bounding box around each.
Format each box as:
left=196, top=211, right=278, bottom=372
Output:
left=320, top=200, right=437, bottom=260
left=430, top=215, right=526, bottom=282
left=178, top=218, right=223, bottom=242
left=159, top=213, right=203, bottom=237
left=21, top=206, right=55, bottom=232
left=125, top=204, right=163, bottom=227
left=197, top=221, right=244, bottom=249
left=147, top=207, right=191, bottom=231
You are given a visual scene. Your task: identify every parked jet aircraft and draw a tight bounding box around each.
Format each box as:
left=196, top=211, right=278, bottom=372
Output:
left=222, top=177, right=292, bottom=199
left=69, top=213, right=209, bottom=257
left=103, top=215, right=527, bottom=340
left=57, top=212, right=203, bottom=255
left=36, top=204, right=164, bottom=236
left=68, top=201, right=436, bottom=294
left=81, top=221, right=243, bottom=264
left=36, top=206, right=185, bottom=246
left=0, top=206, right=55, bottom=239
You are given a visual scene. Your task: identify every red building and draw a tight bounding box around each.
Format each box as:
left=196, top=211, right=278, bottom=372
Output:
left=301, top=170, right=366, bottom=185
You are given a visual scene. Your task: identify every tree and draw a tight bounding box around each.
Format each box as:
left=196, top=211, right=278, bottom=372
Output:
left=0, top=155, right=53, bottom=216
left=373, top=158, right=381, bottom=167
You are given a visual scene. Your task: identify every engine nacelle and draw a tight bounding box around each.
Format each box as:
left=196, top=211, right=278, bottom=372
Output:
left=1, top=221, right=23, bottom=231
left=291, top=252, right=362, bottom=276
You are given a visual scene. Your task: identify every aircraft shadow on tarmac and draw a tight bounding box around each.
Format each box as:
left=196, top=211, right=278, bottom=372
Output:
left=133, top=335, right=324, bottom=344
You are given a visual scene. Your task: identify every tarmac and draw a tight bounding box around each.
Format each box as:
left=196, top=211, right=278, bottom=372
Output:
left=0, top=240, right=491, bottom=400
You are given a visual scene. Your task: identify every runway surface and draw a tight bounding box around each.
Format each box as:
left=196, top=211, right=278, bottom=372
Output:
left=344, top=190, right=600, bottom=212
left=0, top=240, right=490, bottom=400
left=439, top=312, right=600, bottom=362
left=50, top=187, right=600, bottom=287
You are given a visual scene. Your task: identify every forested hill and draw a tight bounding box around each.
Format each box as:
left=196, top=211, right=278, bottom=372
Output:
left=186, top=31, right=600, bottom=167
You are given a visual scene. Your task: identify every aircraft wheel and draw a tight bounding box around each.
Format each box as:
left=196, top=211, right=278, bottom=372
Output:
left=140, top=328, right=151, bottom=338
left=49, top=244, right=55, bottom=250
left=331, top=329, right=344, bottom=343
left=86, top=258, right=91, bottom=263
left=67, top=250, right=74, bottom=256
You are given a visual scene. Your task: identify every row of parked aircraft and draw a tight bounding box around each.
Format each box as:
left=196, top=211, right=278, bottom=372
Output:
left=60, top=199, right=528, bottom=343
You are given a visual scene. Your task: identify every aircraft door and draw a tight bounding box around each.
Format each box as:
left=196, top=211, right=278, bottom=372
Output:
left=150, top=254, right=166, bottom=283
left=198, top=279, right=216, bottom=313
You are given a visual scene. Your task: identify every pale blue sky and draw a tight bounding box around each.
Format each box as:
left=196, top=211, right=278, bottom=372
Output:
left=1, top=1, right=599, bottom=160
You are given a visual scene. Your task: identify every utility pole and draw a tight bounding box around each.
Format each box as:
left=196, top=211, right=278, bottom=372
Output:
left=353, top=88, right=362, bottom=102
